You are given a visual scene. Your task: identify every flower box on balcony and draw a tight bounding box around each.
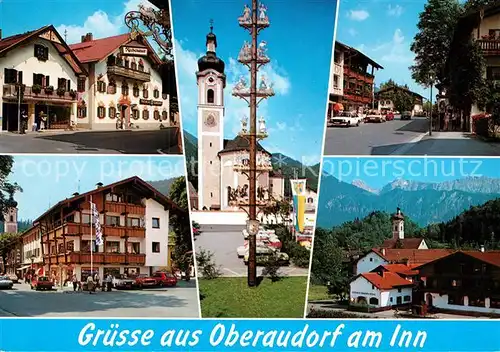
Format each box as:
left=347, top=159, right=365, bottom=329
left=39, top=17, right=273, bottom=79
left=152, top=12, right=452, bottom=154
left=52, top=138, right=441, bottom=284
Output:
left=32, top=84, right=42, bottom=94
left=57, top=87, right=66, bottom=96
left=44, top=86, right=54, bottom=94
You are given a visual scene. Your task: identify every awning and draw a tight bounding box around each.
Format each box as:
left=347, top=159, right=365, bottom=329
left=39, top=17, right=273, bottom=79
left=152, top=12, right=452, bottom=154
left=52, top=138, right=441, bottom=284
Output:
left=334, top=103, right=344, bottom=111
left=16, top=265, right=32, bottom=271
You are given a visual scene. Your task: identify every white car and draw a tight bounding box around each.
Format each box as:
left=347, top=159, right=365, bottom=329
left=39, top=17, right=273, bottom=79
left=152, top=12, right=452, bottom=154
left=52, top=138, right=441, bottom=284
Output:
left=236, top=245, right=247, bottom=258
left=366, top=110, right=386, bottom=123
left=329, top=111, right=362, bottom=127
left=0, top=276, right=13, bottom=289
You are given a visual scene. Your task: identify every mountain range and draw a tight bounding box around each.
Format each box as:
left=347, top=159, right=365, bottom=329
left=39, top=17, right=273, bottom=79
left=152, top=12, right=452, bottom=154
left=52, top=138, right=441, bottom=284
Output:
left=182, top=130, right=320, bottom=194
left=317, top=175, right=500, bottom=228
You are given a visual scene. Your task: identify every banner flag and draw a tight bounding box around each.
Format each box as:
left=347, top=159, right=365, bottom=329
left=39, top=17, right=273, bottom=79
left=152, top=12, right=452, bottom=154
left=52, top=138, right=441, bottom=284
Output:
left=90, top=202, right=103, bottom=246
left=291, top=179, right=307, bottom=233
left=290, top=179, right=306, bottom=196
left=0, top=319, right=499, bottom=351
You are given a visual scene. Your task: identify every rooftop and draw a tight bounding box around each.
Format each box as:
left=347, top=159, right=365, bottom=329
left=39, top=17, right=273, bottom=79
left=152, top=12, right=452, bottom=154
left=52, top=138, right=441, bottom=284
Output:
left=361, top=271, right=413, bottom=290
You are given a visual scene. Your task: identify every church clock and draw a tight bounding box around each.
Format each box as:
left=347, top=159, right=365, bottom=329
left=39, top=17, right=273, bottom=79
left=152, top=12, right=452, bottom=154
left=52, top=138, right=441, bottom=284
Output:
left=205, top=114, right=217, bottom=127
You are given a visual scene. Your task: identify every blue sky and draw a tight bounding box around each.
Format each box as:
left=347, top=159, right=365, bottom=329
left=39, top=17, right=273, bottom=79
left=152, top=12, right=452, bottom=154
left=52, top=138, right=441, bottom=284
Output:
left=8, top=155, right=185, bottom=221
left=322, top=157, right=500, bottom=189
left=172, top=0, right=337, bottom=164
left=337, top=0, right=431, bottom=97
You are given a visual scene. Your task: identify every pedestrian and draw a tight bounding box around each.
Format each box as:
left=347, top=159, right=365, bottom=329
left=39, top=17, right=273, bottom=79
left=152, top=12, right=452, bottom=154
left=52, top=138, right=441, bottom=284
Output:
left=20, top=110, right=28, bottom=134
left=40, top=113, right=47, bottom=131
left=87, top=275, right=94, bottom=294
left=94, top=272, right=100, bottom=290
left=72, top=274, right=78, bottom=292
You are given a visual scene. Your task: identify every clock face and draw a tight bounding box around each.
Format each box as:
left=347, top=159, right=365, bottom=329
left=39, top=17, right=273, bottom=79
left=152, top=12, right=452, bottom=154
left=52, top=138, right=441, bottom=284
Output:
left=205, top=114, right=216, bottom=127
left=207, top=76, right=215, bottom=85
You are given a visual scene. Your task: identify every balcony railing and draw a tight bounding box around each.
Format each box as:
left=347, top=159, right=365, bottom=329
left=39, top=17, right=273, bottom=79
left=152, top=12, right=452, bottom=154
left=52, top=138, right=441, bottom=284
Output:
left=107, top=64, right=151, bottom=82
left=2, top=84, right=77, bottom=102
left=48, top=222, right=145, bottom=238
left=44, top=252, right=146, bottom=265
left=343, top=67, right=375, bottom=83
left=105, top=202, right=146, bottom=215
left=478, top=39, right=500, bottom=56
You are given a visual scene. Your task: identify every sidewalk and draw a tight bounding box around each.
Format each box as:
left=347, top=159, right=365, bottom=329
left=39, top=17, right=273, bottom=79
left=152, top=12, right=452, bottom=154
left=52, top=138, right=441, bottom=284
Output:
left=400, top=132, right=500, bottom=156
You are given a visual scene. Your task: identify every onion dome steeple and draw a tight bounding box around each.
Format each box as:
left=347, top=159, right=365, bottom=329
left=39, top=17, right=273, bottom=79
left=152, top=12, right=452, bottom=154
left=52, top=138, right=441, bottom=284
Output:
left=197, top=20, right=225, bottom=74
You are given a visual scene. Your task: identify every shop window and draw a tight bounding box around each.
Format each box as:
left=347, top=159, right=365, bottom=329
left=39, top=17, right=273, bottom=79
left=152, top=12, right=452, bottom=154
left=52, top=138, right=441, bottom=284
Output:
left=152, top=218, right=160, bottom=229
left=103, top=267, right=120, bottom=279
left=154, top=89, right=160, bottom=99
left=132, top=109, right=139, bottom=120
left=162, top=111, right=168, bottom=121
left=142, top=109, right=149, bottom=120
left=127, top=242, right=140, bottom=254
left=97, top=106, right=106, bottom=119
left=133, top=85, right=140, bottom=97
left=77, top=77, right=86, bottom=92
left=81, top=268, right=98, bottom=282
left=152, top=242, right=160, bottom=253
left=108, top=107, right=116, bottom=119
left=124, top=267, right=140, bottom=277
left=106, top=241, right=120, bottom=253
left=143, top=88, right=149, bottom=99
left=106, top=215, right=120, bottom=226
left=154, top=110, right=160, bottom=120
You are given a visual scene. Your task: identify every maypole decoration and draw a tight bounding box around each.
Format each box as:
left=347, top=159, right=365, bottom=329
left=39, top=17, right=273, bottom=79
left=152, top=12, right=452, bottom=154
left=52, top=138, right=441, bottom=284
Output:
left=290, top=179, right=307, bottom=234
left=233, top=1, right=274, bottom=287
left=90, top=198, right=103, bottom=277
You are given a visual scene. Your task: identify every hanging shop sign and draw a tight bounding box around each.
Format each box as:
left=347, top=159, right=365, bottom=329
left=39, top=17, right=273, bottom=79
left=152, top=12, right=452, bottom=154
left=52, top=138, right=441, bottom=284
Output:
left=139, top=99, right=163, bottom=106
left=122, top=46, right=148, bottom=56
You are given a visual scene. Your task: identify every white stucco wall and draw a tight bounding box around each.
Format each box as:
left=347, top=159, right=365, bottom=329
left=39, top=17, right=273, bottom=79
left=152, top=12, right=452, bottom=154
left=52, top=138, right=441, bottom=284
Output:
left=427, top=293, right=500, bottom=315
left=350, top=276, right=381, bottom=306
left=356, top=251, right=387, bottom=275
left=144, top=198, right=169, bottom=269
left=380, top=287, right=413, bottom=307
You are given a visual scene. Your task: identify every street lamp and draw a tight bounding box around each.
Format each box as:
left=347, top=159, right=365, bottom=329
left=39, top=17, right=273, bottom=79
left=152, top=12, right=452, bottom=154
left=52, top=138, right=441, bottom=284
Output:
left=429, top=75, right=434, bottom=136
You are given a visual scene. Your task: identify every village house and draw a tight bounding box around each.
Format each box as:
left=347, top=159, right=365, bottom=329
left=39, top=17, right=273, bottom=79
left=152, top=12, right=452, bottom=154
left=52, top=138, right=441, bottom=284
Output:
left=12, top=176, right=183, bottom=283
left=375, top=86, right=425, bottom=116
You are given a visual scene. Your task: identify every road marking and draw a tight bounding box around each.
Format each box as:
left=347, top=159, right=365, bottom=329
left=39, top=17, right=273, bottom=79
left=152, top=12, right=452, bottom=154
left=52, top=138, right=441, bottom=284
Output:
left=157, top=149, right=165, bottom=154
left=223, top=268, right=244, bottom=277
left=389, top=132, right=428, bottom=155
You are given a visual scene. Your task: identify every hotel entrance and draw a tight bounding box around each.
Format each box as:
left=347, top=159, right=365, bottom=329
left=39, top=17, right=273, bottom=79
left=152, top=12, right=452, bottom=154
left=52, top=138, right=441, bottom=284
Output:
left=34, top=103, right=71, bottom=130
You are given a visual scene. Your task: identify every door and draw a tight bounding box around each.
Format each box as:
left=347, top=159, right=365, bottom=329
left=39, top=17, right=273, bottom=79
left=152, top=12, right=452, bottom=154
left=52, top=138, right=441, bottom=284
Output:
left=121, top=106, right=127, bottom=128
left=396, top=296, right=402, bottom=305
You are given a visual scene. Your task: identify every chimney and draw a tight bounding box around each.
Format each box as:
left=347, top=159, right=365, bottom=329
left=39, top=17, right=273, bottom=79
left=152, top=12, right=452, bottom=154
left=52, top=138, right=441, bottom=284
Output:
left=96, top=182, right=103, bottom=189
left=81, top=35, right=85, bottom=43
left=480, top=245, right=485, bottom=253
left=82, top=33, right=94, bottom=43
left=72, top=192, right=79, bottom=197
left=381, top=248, right=386, bottom=256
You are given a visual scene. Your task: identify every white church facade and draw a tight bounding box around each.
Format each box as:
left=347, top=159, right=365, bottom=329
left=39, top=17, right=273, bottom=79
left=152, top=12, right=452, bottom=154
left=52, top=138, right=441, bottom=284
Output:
left=191, top=26, right=284, bottom=226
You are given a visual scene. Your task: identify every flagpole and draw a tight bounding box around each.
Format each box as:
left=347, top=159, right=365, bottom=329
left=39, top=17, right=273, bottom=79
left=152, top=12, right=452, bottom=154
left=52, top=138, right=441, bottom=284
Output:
left=90, top=196, right=93, bottom=276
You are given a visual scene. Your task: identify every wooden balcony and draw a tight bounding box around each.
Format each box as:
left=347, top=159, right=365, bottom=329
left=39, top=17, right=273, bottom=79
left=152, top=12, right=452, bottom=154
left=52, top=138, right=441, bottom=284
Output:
left=478, top=39, right=500, bottom=56
left=44, top=222, right=145, bottom=238
left=105, top=202, right=146, bottom=215
left=343, top=67, right=375, bottom=84
left=44, top=252, right=146, bottom=265
left=2, top=84, right=77, bottom=103
left=107, top=64, right=151, bottom=82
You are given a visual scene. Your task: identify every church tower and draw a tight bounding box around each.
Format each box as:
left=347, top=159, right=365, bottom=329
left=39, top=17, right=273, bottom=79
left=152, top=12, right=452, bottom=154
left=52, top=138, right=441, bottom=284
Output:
left=3, top=195, right=18, bottom=234
left=196, top=22, right=226, bottom=210
left=392, top=207, right=404, bottom=240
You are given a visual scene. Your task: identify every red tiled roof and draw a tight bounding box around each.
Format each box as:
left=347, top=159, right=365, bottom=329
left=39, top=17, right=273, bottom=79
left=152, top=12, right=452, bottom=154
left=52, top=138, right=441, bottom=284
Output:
left=463, top=250, right=500, bottom=268
left=69, top=33, right=130, bottom=63
left=374, top=248, right=453, bottom=265
left=361, top=272, right=413, bottom=290
left=379, top=264, right=419, bottom=276
left=381, top=238, right=424, bottom=249
left=0, top=26, right=50, bottom=53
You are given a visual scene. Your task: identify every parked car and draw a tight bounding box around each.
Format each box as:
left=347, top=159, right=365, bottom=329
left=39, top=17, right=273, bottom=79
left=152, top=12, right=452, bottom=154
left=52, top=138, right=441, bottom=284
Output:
left=366, top=110, right=386, bottom=123
left=243, top=250, right=290, bottom=266
left=0, top=276, right=13, bottom=289
left=385, top=111, right=395, bottom=121
left=135, top=274, right=158, bottom=288
left=6, top=274, right=18, bottom=283
left=151, top=271, right=177, bottom=287
left=329, top=111, right=362, bottom=127
left=31, top=276, right=53, bottom=291
left=113, top=275, right=139, bottom=290
left=401, top=111, right=412, bottom=120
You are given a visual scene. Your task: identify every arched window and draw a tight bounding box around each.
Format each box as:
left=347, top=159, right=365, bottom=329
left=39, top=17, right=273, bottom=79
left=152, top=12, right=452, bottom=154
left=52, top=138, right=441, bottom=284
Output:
left=97, top=106, right=106, bottom=119
left=108, top=79, right=116, bottom=94
left=133, top=85, right=140, bottom=97
left=121, top=82, right=129, bottom=95
left=153, top=89, right=160, bottom=99
left=143, top=88, right=149, bottom=99
left=109, top=107, right=116, bottom=119
left=154, top=110, right=160, bottom=120
left=162, top=111, right=168, bottom=120
left=207, top=89, right=214, bottom=104
left=142, top=109, right=149, bottom=120
left=132, top=109, right=139, bottom=120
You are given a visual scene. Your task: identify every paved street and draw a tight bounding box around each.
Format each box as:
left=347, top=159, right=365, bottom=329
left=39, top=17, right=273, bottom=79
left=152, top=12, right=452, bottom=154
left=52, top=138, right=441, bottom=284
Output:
left=0, top=128, right=181, bottom=154
left=324, top=116, right=500, bottom=156
left=0, top=282, right=199, bottom=317
left=324, top=116, right=430, bottom=155
left=195, top=227, right=309, bottom=277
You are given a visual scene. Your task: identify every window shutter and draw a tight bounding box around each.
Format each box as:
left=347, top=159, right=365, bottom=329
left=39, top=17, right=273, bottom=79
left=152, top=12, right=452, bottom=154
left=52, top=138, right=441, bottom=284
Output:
left=45, top=76, right=50, bottom=87
left=18, top=71, right=23, bottom=84
left=33, top=73, right=37, bottom=85
left=67, top=80, right=71, bottom=91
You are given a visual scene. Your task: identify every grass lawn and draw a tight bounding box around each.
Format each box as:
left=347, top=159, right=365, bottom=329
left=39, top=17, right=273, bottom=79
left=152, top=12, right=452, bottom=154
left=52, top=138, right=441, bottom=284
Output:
left=199, top=276, right=308, bottom=318
left=307, top=284, right=330, bottom=301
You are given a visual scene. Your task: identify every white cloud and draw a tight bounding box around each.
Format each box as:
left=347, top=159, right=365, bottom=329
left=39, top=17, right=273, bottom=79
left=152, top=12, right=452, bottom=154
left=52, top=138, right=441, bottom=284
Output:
left=175, top=40, right=291, bottom=137
left=347, top=10, right=369, bottom=21
left=387, top=5, right=403, bottom=17
left=56, top=0, right=153, bottom=44
left=369, top=29, right=413, bottom=63
left=348, top=28, right=357, bottom=37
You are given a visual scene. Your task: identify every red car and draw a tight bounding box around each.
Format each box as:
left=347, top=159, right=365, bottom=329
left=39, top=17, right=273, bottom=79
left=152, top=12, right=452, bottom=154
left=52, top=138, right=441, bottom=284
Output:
left=385, top=111, right=395, bottom=121
left=136, top=272, right=177, bottom=288
left=192, top=227, right=200, bottom=236
left=31, top=276, right=54, bottom=291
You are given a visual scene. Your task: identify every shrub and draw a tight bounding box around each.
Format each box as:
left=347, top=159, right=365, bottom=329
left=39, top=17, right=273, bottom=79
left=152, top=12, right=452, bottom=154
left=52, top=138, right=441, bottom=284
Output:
left=307, top=308, right=369, bottom=319
left=472, top=113, right=491, bottom=137
left=289, top=242, right=310, bottom=268
left=262, top=255, right=282, bottom=282
left=196, top=248, right=221, bottom=279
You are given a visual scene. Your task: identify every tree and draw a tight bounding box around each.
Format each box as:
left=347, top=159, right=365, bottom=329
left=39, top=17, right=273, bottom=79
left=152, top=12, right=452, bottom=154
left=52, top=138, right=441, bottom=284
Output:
left=464, top=0, right=496, bottom=12
left=262, top=198, right=292, bottom=224
left=168, top=176, right=193, bottom=280
left=0, top=233, right=20, bottom=273
left=379, top=81, right=415, bottom=113
left=410, top=0, right=462, bottom=86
